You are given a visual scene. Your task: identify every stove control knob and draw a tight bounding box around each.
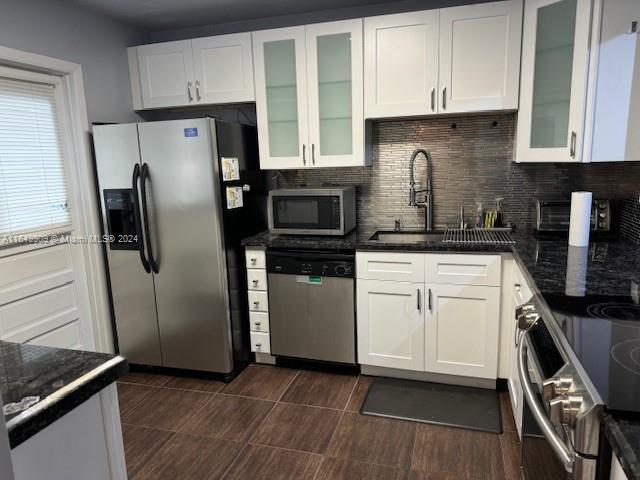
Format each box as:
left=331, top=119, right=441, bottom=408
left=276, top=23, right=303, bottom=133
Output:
left=549, top=394, right=583, bottom=427
left=542, top=375, right=574, bottom=402
left=334, top=265, right=346, bottom=276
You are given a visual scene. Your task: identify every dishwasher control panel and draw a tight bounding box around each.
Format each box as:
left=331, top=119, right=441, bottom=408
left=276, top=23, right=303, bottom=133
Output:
left=266, top=251, right=355, bottom=278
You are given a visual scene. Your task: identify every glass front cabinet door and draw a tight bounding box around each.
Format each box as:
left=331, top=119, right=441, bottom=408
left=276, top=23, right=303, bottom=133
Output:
left=253, top=20, right=365, bottom=169
left=516, top=0, right=591, bottom=162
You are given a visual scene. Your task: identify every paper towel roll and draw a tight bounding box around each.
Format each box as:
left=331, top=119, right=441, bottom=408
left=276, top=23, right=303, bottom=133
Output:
left=569, top=192, right=592, bottom=247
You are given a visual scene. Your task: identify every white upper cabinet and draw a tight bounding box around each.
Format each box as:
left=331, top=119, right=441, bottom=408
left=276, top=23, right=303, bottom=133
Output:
left=439, top=1, right=522, bottom=113
left=136, top=40, right=194, bottom=109
left=516, top=0, right=592, bottom=162
left=253, top=20, right=366, bottom=169
left=364, top=1, right=522, bottom=119
left=130, top=33, right=255, bottom=110
left=192, top=33, right=255, bottom=104
left=252, top=26, right=309, bottom=169
left=306, top=20, right=364, bottom=167
left=364, top=11, right=440, bottom=118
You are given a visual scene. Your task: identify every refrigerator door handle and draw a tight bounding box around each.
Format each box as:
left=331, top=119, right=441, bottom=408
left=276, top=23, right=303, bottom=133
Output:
left=131, top=164, right=150, bottom=273
left=140, top=162, right=160, bottom=274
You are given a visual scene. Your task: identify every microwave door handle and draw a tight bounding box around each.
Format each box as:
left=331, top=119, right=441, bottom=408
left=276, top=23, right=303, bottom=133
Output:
left=518, top=335, right=575, bottom=472
left=131, top=164, right=150, bottom=273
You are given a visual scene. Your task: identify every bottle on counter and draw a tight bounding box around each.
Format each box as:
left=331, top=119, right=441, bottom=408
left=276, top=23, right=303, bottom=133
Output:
left=476, top=202, right=484, bottom=228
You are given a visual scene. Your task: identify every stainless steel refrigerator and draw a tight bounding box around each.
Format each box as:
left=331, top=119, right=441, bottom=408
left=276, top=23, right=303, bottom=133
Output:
left=93, top=118, right=267, bottom=376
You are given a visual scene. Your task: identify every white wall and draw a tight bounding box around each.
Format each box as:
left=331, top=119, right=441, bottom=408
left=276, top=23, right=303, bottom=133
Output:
left=0, top=0, right=148, bottom=124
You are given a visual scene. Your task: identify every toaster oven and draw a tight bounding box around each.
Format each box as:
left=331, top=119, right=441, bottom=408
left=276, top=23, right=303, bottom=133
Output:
left=535, top=199, right=611, bottom=233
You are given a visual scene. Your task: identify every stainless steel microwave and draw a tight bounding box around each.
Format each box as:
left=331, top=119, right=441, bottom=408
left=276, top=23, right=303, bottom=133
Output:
left=268, top=187, right=357, bottom=236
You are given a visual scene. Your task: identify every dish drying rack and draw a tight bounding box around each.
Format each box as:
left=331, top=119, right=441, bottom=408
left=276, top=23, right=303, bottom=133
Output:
left=443, top=228, right=515, bottom=245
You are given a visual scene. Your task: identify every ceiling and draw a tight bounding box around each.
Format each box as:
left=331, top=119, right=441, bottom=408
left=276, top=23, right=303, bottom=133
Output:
left=62, top=0, right=414, bottom=31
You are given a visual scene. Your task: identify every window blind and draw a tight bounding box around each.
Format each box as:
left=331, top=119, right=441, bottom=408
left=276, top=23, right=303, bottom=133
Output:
left=0, top=75, right=71, bottom=243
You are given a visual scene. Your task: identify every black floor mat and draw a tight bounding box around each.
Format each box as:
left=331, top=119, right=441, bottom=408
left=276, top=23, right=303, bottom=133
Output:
left=361, top=376, right=503, bottom=434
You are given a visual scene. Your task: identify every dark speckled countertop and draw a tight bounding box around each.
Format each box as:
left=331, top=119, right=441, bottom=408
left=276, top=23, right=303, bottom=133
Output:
left=243, top=228, right=640, bottom=478
left=0, top=340, right=128, bottom=448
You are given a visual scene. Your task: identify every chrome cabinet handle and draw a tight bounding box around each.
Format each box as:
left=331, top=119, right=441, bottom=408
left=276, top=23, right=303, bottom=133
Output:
left=252, top=279, right=259, bottom=286
left=517, top=336, right=575, bottom=472
left=253, top=301, right=259, bottom=307
left=250, top=258, right=257, bottom=265
left=255, top=342, right=262, bottom=348
left=187, top=82, right=193, bottom=102
left=312, top=144, right=315, bottom=165
left=302, top=144, right=306, bottom=166
left=430, top=87, right=435, bottom=111
left=254, top=321, right=261, bottom=326
left=195, top=80, right=201, bottom=101
left=428, top=289, right=432, bottom=312
left=442, top=86, right=447, bottom=110
left=417, top=289, right=421, bottom=311
left=570, top=131, right=577, bottom=158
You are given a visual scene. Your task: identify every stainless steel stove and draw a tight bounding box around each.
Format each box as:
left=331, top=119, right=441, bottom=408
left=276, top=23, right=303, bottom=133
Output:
left=516, top=291, right=640, bottom=479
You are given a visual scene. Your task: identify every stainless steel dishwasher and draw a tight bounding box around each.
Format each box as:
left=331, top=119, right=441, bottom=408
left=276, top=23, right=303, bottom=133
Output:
left=267, top=250, right=356, bottom=364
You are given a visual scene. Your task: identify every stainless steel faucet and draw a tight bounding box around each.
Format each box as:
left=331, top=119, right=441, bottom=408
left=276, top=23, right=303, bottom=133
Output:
left=408, top=148, right=434, bottom=232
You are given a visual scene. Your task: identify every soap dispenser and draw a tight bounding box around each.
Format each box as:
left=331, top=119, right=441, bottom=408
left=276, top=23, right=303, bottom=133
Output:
left=475, top=202, right=484, bottom=228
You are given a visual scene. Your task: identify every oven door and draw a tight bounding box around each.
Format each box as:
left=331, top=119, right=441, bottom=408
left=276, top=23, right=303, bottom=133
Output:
left=269, top=194, right=342, bottom=235
left=519, top=334, right=575, bottom=480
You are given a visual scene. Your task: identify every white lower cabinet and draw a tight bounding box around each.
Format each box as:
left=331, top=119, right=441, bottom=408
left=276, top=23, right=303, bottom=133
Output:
left=357, top=279, right=424, bottom=371
left=425, top=283, right=501, bottom=379
left=356, top=251, right=502, bottom=380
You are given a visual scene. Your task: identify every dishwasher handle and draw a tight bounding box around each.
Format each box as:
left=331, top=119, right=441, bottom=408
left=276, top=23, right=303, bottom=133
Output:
left=267, top=249, right=354, bottom=262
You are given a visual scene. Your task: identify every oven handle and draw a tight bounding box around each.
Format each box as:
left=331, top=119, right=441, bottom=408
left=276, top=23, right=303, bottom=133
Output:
left=517, top=333, right=575, bottom=473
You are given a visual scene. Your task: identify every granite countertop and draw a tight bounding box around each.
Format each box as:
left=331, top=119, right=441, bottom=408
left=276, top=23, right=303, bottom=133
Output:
left=241, top=228, right=514, bottom=253
left=0, top=340, right=128, bottom=448
left=242, top=228, right=640, bottom=477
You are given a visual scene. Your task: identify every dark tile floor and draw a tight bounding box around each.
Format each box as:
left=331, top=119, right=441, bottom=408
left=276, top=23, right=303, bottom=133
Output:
left=118, top=365, right=521, bottom=480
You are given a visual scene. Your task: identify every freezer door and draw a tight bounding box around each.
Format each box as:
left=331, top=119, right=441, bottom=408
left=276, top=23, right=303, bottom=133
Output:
left=137, top=119, right=233, bottom=373
left=93, top=124, right=162, bottom=366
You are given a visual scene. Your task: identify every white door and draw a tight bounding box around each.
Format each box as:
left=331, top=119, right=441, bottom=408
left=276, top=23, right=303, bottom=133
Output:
left=192, top=33, right=255, bottom=104
left=306, top=19, right=364, bottom=167
left=357, top=279, right=424, bottom=371
left=516, top=0, right=592, bottom=162
left=137, top=40, right=195, bottom=109
left=364, top=10, right=440, bottom=118
left=425, top=284, right=501, bottom=379
left=252, top=27, right=309, bottom=169
left=439, top=0, right=522, bottom=113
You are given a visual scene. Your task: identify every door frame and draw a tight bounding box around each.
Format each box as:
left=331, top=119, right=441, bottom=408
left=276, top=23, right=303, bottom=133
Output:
left=0, top=45, right=113, bottom=353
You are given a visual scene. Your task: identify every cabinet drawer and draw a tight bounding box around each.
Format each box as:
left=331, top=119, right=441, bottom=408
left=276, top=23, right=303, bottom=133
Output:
left=425, top=254, right=501, bottom=286
left=356, top=252, right=425, bottom=282
left=245, top=249, right=266, bottom=270
left=247, top=269, right=267, bottom=291
left=250, top=312, right=270, bottom=332
left=248, top=291, right=269, bottom=312
left=250, top=331, right=271, bottom=353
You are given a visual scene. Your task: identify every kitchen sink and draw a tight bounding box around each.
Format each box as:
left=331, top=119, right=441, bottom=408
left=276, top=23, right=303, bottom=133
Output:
left=369, top=230, right=445, bottom=243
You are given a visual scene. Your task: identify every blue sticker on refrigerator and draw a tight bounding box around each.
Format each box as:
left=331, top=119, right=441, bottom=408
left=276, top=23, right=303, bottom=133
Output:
left=184, top=128, right=198, bottom=137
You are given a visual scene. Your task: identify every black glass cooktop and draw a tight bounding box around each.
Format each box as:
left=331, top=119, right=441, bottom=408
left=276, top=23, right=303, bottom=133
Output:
left=544, top=293, right=640, bottom=414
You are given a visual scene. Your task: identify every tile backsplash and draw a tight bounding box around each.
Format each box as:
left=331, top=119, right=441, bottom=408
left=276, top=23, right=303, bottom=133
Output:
left=276, top=113, right=640, bottom=235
